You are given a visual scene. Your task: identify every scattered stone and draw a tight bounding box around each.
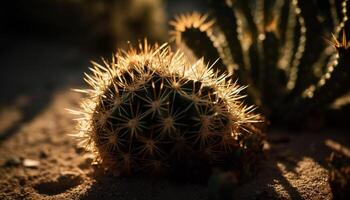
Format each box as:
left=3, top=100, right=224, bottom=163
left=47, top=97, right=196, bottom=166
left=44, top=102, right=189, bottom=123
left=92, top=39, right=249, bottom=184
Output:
left=23, top=159, right=40, bottom=168
left=78, top=155, right=93, bottom=170
left=18, top=177, right=26, bottom=186
left=39, top=150, right=48, bottom=159
left=75, top=146, right=85, bottom=154
left=66, top=155, right=73, bottom=160
left=3, top=156, right=21, bottom=167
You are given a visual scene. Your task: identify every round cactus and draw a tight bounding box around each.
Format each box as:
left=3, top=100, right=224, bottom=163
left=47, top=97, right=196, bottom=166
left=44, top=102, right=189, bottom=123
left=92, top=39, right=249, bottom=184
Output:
left=71, top=41, right=264, bottom=181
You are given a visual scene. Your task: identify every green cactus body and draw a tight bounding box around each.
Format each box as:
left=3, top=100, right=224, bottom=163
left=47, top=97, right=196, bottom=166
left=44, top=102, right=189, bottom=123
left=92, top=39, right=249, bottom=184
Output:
left=171, top=0, right=350, bottom=126
left=71, top=42, right=264, bottom=181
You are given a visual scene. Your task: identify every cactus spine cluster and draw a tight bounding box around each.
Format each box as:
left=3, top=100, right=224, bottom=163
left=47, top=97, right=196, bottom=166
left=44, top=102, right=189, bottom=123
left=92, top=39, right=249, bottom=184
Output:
left=171, top=0, right=350, bottom=126
left=71, top=42, right=264, bottom=181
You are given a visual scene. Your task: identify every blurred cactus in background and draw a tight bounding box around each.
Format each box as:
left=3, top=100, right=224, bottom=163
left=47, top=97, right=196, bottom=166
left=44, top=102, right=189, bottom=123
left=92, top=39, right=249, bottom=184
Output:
left=171, top=0, right=350, bottom=127
left=1, top=0, right=167, bottom=51
left=82, top=0, right=167, bottom=49
left=71, top=42, right=265, bottom=182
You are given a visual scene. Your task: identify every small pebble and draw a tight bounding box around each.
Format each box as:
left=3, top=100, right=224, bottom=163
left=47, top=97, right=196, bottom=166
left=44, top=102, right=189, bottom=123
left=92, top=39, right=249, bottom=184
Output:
left=23, top=159, right=40, bottom=168
left=75, top=146, right=85, bottom=154
left=3, top=156, right=21, bottom=167
left=19, top=177, right=26, bottom=186
left=78, top=156, right=93, bottom=169
left=39, top=150, right=48, bottom=159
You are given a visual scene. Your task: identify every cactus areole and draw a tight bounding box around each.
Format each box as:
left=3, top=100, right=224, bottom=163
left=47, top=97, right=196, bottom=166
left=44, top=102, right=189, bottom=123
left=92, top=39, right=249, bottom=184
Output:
left=71, top=42, right=264, bottom=181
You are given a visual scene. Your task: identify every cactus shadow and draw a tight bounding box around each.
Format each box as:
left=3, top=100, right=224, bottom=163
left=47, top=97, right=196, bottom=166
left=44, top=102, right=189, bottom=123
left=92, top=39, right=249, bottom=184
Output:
left=0, top=93, right=53, bottom=144
left=79, top=130, right=349, bottom=199
left=233, top=129, right=350, bottom=199
left=0, top=37, right=87, bottom=144
left=80, top=170, right=207, bottom=200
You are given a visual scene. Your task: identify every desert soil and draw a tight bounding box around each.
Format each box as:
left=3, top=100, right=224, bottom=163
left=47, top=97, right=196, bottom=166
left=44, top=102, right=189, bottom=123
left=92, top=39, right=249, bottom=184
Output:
left=0, top=39, right=349, bottom=200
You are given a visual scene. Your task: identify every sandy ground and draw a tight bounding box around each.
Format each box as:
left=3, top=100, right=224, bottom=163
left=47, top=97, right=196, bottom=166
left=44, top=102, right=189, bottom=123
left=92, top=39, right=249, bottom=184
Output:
left=0, top=39, right=349, bottom=200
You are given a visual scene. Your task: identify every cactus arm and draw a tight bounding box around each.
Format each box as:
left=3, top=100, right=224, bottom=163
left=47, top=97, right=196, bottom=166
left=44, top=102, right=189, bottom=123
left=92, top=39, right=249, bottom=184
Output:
left=285, top=0, right=307, bottom=92
left=261, top=32, right=286, bottom=112
left=288, top=0, right=317, bottom=94
left=263, top=0, right=277, bottom=27
left=276, top=0, right=291, bottom=45
left=170, top=13, right=227, bottom=75
left=276, top=1, right=295, bottom=83
left=305, top=33, right=350, bottom=106
left=207, top=0, right=245, bottom=73
left=311, top=0, right=347, bottom=79
left=170, top=0, right=350, bottom=126
left=334, top=0, right=349, bottom=36
left=235, top=0, right=258, bottom=38
left=254, top=0, right=267, bottom=94
left=292, top=0, right=348, bottom=97
left=281, top=33, right=350, bottom=123
left=181, top=28, right=224, bottom=71
left=207, top=0, right=259, bottom=102
left=233, top=0, right=262, bottom=87
left=329, top=0, right=340, bottom=32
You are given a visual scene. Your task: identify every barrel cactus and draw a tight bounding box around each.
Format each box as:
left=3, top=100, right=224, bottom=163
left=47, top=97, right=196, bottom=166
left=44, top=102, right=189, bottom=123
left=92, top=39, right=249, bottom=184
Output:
left=170, top=0, right=350, bottom=126
left=71, top=42, right=264, bottom=181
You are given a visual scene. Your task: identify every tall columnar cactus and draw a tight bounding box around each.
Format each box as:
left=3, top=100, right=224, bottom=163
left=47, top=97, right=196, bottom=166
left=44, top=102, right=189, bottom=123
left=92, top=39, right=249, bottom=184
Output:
left=71, top=42, right=264, bottom=181
left=171, top=0, right=350, bottom=126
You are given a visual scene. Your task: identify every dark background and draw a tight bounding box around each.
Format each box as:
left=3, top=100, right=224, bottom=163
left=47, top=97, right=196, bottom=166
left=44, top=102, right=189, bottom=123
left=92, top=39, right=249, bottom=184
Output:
left=0, top=0, right=206, bottom=142
left=0, top=0, right=204, bottom=107
left=0, top=2, right=349, bottom=199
